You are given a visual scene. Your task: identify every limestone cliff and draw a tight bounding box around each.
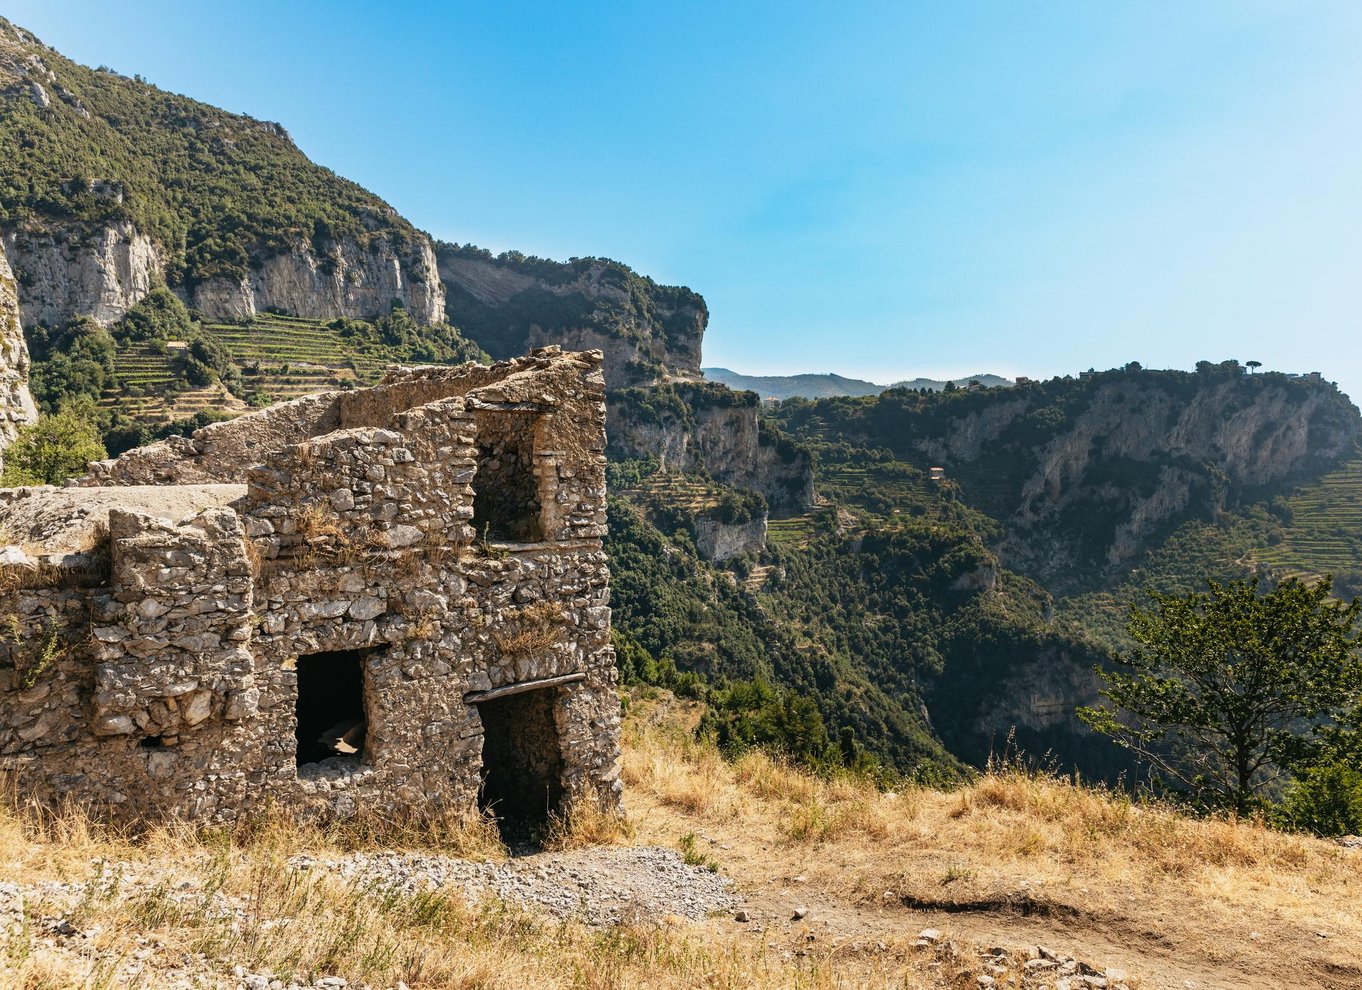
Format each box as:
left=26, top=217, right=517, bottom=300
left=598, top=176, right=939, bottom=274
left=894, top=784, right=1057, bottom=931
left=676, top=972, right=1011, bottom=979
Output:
left=607, top=383, right=813, bottom=516
left=187, top=234, right=444, bottom=325
left=438, top=243, right=705, bottom=388
left=918, top=371, right=1359, bottom=587
left=693, top=515, right=768, bottom=562
left=993, top=374, right=1359, bottom=585
left=0, top=243, right=37, bottom=462
left=774, top=365, right=1362, bottom=591
left=0, top=18, right=444, bottom=330
left=2, top=222, right=163, bottom=328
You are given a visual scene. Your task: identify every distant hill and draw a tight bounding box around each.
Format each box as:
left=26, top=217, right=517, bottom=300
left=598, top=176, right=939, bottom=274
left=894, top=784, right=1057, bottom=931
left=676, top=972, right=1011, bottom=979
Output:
left=702, top=368, right=1013, bottom=400
left=891, top=373, right=1013, bottom=392
left=702, top=368, right=885, bottom=399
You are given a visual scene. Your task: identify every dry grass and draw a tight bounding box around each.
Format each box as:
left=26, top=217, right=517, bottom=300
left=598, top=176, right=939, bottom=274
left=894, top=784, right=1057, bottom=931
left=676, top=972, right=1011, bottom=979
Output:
left=492, top=601, right=565, bottom=660
left=0, top=796, right=940, bottom=989
left=621, top=694, right=1362, bottom=985
left=295, top=504, right=345, bottom=543
left=540, top=803, right=633, bottom=852
left=624, top=705, right=1356, bottom=898
left=5, top=693, right=1361, bottom=988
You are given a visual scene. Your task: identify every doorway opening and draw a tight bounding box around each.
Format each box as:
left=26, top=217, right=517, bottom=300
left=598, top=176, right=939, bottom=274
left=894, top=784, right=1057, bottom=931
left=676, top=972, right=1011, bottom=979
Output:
left=295, top=648, right=371, bottom=768
left=476, top=687, right=564, bottom=833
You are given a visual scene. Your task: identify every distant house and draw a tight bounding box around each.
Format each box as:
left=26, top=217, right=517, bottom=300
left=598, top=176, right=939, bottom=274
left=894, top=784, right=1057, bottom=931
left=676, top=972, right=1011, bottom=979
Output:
left=930, top=466, right=945, bottom=482
left=1014, top=376, right=1032, bottom=385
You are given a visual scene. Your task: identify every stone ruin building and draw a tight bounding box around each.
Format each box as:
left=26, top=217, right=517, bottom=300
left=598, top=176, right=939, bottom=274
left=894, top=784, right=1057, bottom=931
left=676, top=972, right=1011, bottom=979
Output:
left=0, top=347, right=622, bottom=827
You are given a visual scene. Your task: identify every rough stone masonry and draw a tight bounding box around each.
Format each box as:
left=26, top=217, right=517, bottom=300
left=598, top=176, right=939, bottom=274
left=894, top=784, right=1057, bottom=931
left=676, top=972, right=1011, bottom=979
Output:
left=0, top=347, right=622, bottom=824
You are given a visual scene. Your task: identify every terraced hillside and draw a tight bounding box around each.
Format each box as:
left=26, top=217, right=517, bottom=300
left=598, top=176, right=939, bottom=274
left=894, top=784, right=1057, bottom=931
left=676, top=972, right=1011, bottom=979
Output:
left=99, top=313, right=478, bottom=424
left=1254, top=458, right=1362, bottom=586
left=618, top=473, right=729, bottom=515
left=817, top=460, right=936, bottom=511
left=765, top=513, right=817, bottom=547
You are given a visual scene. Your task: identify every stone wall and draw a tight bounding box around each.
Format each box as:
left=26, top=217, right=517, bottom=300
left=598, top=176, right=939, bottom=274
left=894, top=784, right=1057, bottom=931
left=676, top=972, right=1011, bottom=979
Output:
left=0, top=348, right=621, bottom=824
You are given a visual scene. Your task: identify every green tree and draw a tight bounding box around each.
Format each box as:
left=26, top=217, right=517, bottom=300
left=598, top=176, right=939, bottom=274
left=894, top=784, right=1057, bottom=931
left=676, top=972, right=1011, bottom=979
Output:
left=1079, top=578, right=1362, bottom=814
left=113, top=287, right=195, bottom=342
left=0, top=409, right=108, bottom=486
left=1272, top=761, right=1362, bottom=836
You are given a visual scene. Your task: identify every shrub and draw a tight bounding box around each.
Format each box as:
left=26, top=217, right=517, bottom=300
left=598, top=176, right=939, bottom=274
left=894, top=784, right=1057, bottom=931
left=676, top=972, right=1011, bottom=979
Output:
left=1274, top=763, right=1362, bottom=837
left=1, top=408, right=108, bottom=485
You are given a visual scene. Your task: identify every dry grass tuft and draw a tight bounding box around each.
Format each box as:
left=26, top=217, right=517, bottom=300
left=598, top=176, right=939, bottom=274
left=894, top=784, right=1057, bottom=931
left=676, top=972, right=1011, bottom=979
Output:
left=492, top=601, right=565, bottom=660
left=295, top=503, right=345, bottom=543
left=540, top=803, right=634, bottom=852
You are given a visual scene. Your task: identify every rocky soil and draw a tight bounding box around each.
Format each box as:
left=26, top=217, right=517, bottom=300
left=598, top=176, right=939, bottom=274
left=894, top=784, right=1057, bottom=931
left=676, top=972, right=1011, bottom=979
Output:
left=0, top=845, right=735, bottom=990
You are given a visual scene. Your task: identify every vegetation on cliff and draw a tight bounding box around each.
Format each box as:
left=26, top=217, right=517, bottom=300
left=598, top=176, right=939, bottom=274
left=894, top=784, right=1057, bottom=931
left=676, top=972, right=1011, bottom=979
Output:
left=437, top=241, right=706, bottom=383
left=771, top=363, right=1360, bottom=591
left=605, top=478, right=1128, bottom=781
left=0, top=19, right=427, bottom=289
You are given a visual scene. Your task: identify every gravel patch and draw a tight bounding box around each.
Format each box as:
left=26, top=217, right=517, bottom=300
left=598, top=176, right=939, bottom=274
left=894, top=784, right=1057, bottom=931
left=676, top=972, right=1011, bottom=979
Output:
left=290, top=845, right=736, bottom=926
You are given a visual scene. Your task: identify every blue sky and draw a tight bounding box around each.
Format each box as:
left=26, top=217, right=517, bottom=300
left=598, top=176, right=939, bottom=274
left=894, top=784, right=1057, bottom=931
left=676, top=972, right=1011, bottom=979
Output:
left=10, top=1, right=1362, bottom=397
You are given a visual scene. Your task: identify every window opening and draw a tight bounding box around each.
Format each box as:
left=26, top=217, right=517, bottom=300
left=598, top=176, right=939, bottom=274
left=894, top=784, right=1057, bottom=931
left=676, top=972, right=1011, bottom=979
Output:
left=295, top=648, right=370, bottom=767
left=471, top=411, right=543, bottom=542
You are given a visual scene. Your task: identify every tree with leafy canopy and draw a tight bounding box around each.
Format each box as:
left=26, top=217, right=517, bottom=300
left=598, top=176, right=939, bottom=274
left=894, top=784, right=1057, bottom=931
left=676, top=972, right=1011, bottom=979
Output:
left=1079, top=577, right=1362, bottom=814
left=0, top=408, right=108, bottom=486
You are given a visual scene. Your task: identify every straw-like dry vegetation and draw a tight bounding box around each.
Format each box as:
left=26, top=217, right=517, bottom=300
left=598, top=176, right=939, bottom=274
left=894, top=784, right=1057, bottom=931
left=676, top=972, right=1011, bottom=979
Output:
left=2, top=691, right=1360, bottom=989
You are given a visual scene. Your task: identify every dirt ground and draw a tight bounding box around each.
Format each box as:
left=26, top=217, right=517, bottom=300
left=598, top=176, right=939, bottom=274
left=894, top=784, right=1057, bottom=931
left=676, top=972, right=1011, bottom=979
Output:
left=625, top=784, right=1362, bottom=990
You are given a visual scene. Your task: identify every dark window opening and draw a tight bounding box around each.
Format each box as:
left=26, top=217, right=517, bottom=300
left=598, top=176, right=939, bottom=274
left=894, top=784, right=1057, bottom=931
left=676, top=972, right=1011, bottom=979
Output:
left=471, top=412, right=543, bottom=542
left=476, top=687, right=564, bottom=833
left=295, top=649, right=370, bottom=767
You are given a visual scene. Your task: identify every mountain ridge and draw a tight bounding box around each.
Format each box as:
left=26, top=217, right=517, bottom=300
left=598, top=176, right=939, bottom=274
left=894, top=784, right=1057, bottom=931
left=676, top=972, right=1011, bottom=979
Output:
left=3, top=19, right=1362, bottom=788
left=703, top=366, right=1014, bottom=399
left=0, top=17, right=445, bottom=327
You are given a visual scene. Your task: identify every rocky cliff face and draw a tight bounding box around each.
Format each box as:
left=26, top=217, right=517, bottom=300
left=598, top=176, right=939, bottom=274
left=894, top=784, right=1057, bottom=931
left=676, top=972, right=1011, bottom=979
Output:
left=1, top=220, right=446, bottom=330
left=188, top=234, right=444, bottom=324
left=438, top=244, right=706, bottom=388
left=936, top=638, right=1115, bottom=773
left=927, top=373, right=1362, bottom=587
left=693, top=515, right=768, bottom=562
left=775, top=366, right=1362, bottom=592
left=607, top=384, right=814, bottom=515
left=2, top=222, right=162, bottom=328
left=0, top=243, right=37, bottom=462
